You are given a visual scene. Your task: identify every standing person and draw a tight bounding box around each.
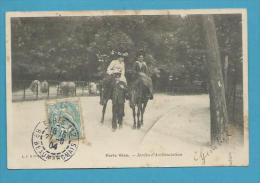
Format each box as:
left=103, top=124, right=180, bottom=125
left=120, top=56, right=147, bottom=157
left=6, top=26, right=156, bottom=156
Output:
left=133, top=50, right=153, bottom=99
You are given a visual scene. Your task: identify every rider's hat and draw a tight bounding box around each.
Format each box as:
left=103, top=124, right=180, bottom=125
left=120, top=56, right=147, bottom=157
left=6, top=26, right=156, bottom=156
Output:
left=111, top=48, right=128, bottom=58
left=136, top=49, right=145, bottom=57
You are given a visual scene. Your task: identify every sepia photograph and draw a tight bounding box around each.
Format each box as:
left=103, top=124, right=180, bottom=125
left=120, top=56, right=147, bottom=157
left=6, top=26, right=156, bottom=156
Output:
left=6, top=9, right=248, bottom=168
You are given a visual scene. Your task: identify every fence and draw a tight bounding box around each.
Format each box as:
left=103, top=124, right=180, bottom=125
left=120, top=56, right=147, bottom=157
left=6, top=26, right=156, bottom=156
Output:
left=226, top=84, right=243, bottom=132
left=12, top=80, right=100, bottom=102
left=153, top=80, right=208, bottom=95
left=12, top=79, right=242, bottom=119
left=13, top=79, right=210, bottom=102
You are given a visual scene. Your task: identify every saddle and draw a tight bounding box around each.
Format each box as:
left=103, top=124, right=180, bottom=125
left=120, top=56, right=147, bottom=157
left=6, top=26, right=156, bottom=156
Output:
left=135, top=72, right=153, bottom=100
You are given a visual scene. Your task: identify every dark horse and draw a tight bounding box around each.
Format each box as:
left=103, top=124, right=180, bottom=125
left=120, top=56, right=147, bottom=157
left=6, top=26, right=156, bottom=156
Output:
left=129, top=74, right=151, bottom=129
left=99, top=74, right=113, bottom=123
left=111, top=79, right=127, bottom=130
left=100, top=74, right=127, bottom=130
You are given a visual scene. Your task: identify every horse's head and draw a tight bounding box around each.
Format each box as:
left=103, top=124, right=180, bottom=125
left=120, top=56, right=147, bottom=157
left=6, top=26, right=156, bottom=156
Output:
left=112, top=81, right=127, bottom=103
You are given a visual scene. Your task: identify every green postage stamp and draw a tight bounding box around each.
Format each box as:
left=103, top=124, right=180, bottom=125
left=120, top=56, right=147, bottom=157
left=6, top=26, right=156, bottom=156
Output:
left=46, top=98, right=84, bottom=140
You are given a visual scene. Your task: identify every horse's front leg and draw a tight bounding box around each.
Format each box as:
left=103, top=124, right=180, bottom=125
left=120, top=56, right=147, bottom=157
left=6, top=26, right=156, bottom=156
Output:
left=141, top=101, right=148, bottom=126
left=118, top=116, right=123, bottom=129
left=137, top=103, right=142, bottom=129
left=132, top=106, right=137, bottom=129
left=100, top=101, right=107, bottom=124
left=118, top=103, right=124, bottom=128
left=112, top=104, right=117, bottom=131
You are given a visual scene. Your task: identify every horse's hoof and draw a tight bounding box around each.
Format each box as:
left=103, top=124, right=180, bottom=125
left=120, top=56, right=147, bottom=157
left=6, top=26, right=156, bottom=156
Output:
left=112, top=128, right=116, bottom=132
left=137, top=125, right=141, bottom=129
left=132, top=125, right=136, bottom=129
left=119, top=124, right=123, bottom=129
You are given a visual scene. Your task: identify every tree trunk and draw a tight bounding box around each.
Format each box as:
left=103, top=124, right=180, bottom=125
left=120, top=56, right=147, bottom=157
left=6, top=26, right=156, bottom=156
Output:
left=224, top=55, right=229, bottom=92
left=201, top=15, right=229, bottom=145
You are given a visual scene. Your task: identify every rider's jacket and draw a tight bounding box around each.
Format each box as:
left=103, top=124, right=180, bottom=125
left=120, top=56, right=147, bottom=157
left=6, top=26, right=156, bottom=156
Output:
left=106, top=59, right=126, bottom=83
left=134, top=61, right=148, bottom=75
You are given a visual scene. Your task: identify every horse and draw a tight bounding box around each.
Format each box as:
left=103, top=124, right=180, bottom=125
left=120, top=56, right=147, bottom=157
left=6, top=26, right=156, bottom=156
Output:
left=99, top=73, right=125, bottom=125
left=99, top=78, right=110, bottom=124
left=89, top=82, right=98, bottom=95
left=129, top=74, right=151, bottom=129
left=40, top=80, right=49, bottom=93
left=29, top=80, right=41, bottom=94
left=111, top=79, right=127, bottom=131
left=58, top=81, right=76, bottom=96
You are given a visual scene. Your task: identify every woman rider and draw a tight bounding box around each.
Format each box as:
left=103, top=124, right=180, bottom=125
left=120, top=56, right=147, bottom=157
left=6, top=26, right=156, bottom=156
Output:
left=133, top=50, right=153, bottom=99
left=106, top=51, right=127, bottom=83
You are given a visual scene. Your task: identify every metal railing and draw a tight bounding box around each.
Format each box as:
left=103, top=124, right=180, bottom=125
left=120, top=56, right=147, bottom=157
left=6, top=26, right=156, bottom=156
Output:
left=12, top=80, right=100, bottom=102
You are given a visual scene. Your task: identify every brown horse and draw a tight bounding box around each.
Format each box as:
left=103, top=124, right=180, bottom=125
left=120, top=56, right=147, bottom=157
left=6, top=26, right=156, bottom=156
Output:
left=129, top=77, right=150, bottom=129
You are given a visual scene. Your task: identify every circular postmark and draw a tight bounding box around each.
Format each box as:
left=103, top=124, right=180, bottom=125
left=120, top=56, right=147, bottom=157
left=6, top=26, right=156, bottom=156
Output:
left=32, top=120, right=79, bottom=162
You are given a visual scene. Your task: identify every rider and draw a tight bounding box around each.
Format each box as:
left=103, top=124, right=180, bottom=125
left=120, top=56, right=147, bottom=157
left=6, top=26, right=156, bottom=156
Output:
left=133, top=50, right=153, bottom=100
left=100, top=49, right=128, bottom=105
left=106, top=50, right=127, bottom=84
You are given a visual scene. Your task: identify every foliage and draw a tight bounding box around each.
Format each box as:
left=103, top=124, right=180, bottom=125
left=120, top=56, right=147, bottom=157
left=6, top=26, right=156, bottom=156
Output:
left=11, top=14, right=242, bottom=87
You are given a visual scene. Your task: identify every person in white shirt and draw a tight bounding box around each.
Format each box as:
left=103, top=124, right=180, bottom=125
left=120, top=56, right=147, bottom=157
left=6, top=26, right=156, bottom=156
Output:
left=106, top=53, right=127, bottom=83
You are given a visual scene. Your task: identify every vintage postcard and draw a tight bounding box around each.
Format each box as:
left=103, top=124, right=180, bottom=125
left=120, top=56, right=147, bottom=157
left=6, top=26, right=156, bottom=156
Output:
left=6, top=9, right=248, bottom=169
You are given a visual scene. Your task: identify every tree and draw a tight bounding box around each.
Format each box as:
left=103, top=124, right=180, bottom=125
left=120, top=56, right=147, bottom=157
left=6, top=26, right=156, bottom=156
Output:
left=201, top=15, right=229, bottom=145
left=11, top=15, right=242, bottom=97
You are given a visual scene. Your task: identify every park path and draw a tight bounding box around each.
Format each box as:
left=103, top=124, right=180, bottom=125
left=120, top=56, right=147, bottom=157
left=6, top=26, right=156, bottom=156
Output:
left=9, top=94, right=212, bottom=168
left=11, top=94, right=210, bottom=150
left=80, top=94, right=210, bottom=151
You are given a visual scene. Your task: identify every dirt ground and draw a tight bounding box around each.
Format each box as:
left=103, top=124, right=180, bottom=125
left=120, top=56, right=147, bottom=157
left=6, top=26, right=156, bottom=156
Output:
left=8, top=94, right=247, bottom=168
